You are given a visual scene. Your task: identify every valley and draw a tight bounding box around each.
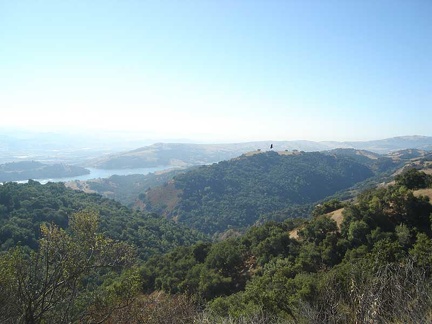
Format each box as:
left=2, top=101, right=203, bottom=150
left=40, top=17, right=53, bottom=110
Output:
left=2, top=1, right=430, bottom=321
left=1, top=136, right=432, bottom=323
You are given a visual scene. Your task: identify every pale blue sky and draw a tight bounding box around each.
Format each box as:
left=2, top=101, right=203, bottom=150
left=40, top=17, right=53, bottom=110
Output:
left=1, top=0, right=431, bottom=142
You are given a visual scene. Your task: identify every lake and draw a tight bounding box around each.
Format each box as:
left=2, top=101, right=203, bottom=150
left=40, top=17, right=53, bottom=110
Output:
left=17, top=166, right=172, bottom=184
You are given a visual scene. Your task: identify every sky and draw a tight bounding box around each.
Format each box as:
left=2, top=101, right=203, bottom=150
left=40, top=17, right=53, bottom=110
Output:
left=1, top=0, right=431, bottom=143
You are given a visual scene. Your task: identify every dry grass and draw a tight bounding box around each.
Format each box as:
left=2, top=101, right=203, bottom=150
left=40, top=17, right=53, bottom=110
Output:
left=357, top=150, right=379, bottom=160
left=242, top=150, right=301, bottom=158
left=414, top=188, right=432, bottom=201
left=327, top=208, right=345, bottom=229
left=242, top=151, right=265, bottom=157
left=289, top=208, right=345, bottom=240
left=89, top=292, right=198, bottom=324
left=422, top=168, right=432, bottom=175
left=288, top=228, right=300, bottom=239
left=65, top=180, right=97, bottom=194
left=145, top=181, right=182, bottom=217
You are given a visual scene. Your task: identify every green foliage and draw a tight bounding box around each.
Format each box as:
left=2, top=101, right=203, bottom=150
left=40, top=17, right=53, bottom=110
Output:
left=242, top=220, right=300, bottom=262
left=140, top=238, right=249, bottom=301
left=0, top=181, right=207, bottom=259
left=312, top=198, right=345, bottom=217
left=2, top=154, right=432, bottom=322
left=140, top=182, right=432, bottom=322
left=395, top=168, right=432, bottom=189
left=299, top=217, right=338, bottom=245
left=150, top=151, right=375, bottom=234
left=0, top=210, right=137, bottom=323
left=341, top=185, right=432, bottom=242
left=410, top=232, right=432, bottom=268
left=259, top=203, right=314, bottom=223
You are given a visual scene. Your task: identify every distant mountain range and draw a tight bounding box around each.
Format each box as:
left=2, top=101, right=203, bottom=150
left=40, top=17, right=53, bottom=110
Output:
left=2, top=130, right=431, bottom=170
left=0, top=129, right=156, bottom=164
left=88, top=136, right=432, bottom=169
left=322, top=135, right=432, bottom=154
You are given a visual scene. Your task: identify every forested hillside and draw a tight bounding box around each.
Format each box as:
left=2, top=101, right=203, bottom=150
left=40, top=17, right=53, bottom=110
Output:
left=141, top=151, right=394, bottom=234
left=1, top=164, right=432, bottom=322
left=0, top=181, right=206, bottom=259
left=69, top=149, right=431, bottom=228
left=138, top=169, right=432, bottom=323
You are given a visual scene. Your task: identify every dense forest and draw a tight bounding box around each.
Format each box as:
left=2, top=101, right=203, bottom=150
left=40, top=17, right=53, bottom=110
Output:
left=138, top=168, right=432, bottom=322
left=72, top=149, right=431, bottom=220
left=141, top=151, right=398, bottom=234
left=1, top=154, right=432, bottom=322
left=0, top=181, right=206, bottom=259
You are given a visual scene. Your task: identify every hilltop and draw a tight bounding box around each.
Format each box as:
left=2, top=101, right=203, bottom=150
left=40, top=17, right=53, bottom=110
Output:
left=86, top=136, right=432, bottom=170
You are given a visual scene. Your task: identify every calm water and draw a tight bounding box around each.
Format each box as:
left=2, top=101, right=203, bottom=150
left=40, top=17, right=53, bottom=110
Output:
left=19, top=166, right=172, bottom=184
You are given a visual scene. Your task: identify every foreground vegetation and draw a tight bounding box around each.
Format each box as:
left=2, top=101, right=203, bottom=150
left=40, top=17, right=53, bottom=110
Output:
left=138, top=171, right=432, bottom=322
left=1, top=168, right=432, bottom=323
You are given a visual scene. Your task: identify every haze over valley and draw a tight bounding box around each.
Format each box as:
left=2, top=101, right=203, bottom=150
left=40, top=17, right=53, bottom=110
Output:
left=2, top=130, right=432, bottom=183
left=1, top=1, right=432, bottom=322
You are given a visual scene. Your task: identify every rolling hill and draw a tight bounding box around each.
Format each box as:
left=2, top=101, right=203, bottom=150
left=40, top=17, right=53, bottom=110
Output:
left=0, top=161, right=90, bottom=182
left=138, top=150, right=398, bottom=234
left=67, top=148, right=432, bottom=220
left=86, top=136, right=432, bottom=170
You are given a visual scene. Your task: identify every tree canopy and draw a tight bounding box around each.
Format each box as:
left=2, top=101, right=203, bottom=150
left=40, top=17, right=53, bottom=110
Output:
left=139, top=181, right=432, bottom=322
left=143, top=151, right=377, bottom=234
left=0, top=181, right=206, bottom=259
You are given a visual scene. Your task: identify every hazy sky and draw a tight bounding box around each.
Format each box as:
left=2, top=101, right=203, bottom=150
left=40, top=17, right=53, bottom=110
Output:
left=1, top=0, right=431, bottom=142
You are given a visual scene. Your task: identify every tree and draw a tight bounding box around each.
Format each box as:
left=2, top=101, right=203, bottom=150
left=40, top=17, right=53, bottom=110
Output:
left=299, top=217, right=338, bottom=245
left=0, top=210, right=136, bottom=324
left=395, top=168, right=432, bottom=190
left=312, top=199, right=344, bottom=217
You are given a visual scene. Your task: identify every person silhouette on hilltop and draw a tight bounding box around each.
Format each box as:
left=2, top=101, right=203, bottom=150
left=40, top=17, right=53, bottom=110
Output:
left=270, top=144, right=273, bottom=149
